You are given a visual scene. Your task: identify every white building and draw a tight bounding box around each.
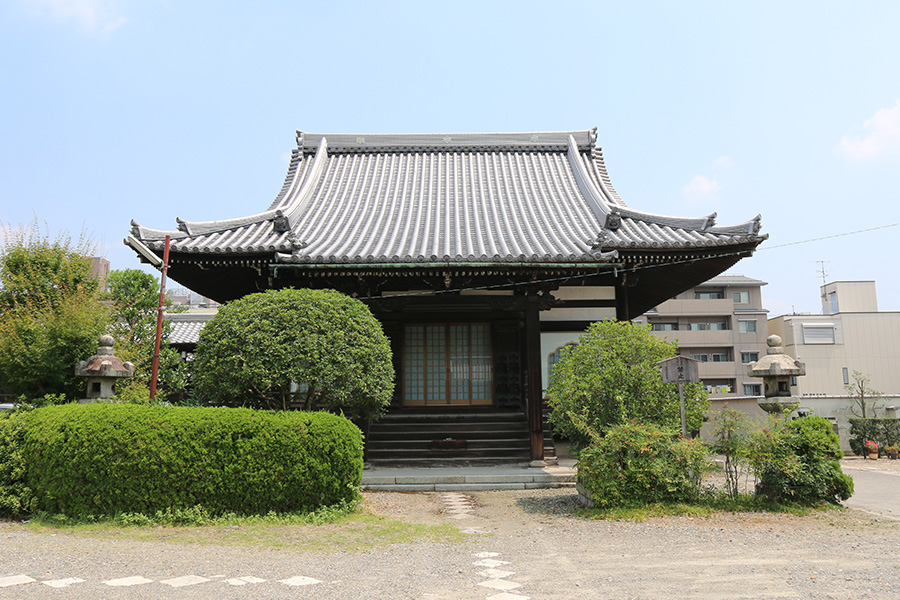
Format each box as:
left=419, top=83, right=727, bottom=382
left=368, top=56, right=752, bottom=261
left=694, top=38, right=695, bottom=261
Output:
left=768, top=281, right=900, bottom=429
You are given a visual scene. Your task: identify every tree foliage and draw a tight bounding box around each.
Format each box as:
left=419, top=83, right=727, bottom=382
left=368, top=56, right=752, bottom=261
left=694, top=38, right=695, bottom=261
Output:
left=577, top=421, right=712, bottom=508
left=547, top=320, right=708, bottom=448
left=748, top=416, right=853, bottom=505
left=0, top=223, right=109, bottom=399
left=104, top=269, right=187, bottom=401
left=845, top=370, right=883, bottom=419
left=192, top=288, right=394, bottom=418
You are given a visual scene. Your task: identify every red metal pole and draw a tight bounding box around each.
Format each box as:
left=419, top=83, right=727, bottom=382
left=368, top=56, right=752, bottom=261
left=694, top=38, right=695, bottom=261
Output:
left=150, top=235, right=171, bottom=401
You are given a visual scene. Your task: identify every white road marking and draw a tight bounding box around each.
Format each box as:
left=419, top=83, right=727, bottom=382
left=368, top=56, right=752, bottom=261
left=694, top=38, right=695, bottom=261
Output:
left=104, top=576, right=153, bottom=587
left=225, top=575, right=267, bottom=585
left=0, top=575, right=36, bottom=587
left=485, top=593, right=530, bottom=600
left=42, top=578, right=85, bottom=588
left=474, top=551, right=500, bottom=558
left=479, top=578, right=523, bottom=591
left=473, top=558, right=510, bottom=567
left=478, top=568, right=515, bottom=578
left=279, top=575, right=322, bottom=586
left=160, top=575, right=210, bottom=587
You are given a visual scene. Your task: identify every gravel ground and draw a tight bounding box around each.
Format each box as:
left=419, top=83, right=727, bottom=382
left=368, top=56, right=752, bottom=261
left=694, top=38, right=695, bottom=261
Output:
left=2, top=460, right=899, bottom=599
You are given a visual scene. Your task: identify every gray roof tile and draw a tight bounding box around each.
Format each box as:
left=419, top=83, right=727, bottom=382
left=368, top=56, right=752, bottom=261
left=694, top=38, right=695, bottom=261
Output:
left=130, top=129, right=765, bottom=265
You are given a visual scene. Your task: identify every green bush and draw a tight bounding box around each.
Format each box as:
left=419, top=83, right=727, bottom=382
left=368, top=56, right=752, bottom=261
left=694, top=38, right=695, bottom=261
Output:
left=848, top=418, right=900, bottom=456
left=192, top=288, right=394, bottom=418
left=0, top=411, right=36, bottom=517
left=749, top=416, right=853, bottom=505
left=547, top=320, right=708, bottom=449
left=22, top=403, right=363, bottom=517
left=577, top=421, right=712, bottom=508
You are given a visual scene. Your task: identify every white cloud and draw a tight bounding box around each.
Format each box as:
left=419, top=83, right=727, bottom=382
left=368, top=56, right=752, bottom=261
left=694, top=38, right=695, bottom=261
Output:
left=713, top=155, right=732, bottom=168
left=682, top=174, right=721, bottom=204
left=19, top=0, right=127, bottom=36
left=836, top=100, right=900, bottom=160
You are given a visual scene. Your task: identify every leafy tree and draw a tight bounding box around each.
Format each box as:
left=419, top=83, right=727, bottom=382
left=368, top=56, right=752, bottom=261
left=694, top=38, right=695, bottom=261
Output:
left=0, top=223, right=110, bottom=399
left=845, top=370, right=883, bottom=419
left=547, top=320, right=708, bottom=448
left=192, top=288, right=394, bottom=418
left=104, top=268, right=188, bottom=402
left=710, top=406, right=754, bottom=499
left=0, top=221, right=96, bottom=311
left=106, top=269, right=164, bottom=345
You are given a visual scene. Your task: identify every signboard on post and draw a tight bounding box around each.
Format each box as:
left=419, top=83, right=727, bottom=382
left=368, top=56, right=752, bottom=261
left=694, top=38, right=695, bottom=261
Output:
left=657, top=356, right=700, bottom=437
left=658, top=356, right=700, bottom=385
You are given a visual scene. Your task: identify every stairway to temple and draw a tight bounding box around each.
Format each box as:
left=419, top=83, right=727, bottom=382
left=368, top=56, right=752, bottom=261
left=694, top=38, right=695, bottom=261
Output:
left=366, top=408, right=538, bottom=466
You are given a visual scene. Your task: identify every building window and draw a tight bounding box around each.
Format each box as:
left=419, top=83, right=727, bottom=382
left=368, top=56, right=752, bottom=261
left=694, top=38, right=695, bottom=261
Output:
left=733, top=291, right=750, bottom=304
left=829, top=293, right=838, bottom=314
left=692, top=354, right=709, bottom=362
left=842, top=367, right=849, bottom=385
left=740, top=351, right=759, bottom=364
left=696, top=290, right=724, bottom=300
left=711, top=353, right=730, bottom=362
left=743, top=383, right=762, bottom=396
left=738, top=320, right=757, bottom=333
left=651, top=323, right=677, bottom=331
left=404, top=323, right=493, bottom=405
left=690, top=321, right=728, bottom=331
left=802, top=324, right=835, bottom=344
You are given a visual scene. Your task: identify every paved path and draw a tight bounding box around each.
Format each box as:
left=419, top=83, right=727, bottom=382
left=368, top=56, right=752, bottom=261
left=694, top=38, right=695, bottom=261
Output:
left=842, top=457, right=900, bottom=519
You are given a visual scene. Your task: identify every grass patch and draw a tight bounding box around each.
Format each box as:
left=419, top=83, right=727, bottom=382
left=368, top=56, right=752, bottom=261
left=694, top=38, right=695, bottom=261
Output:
left=576, top=494, right=843, bottom=522
left=21, top=501, right=465, bottom=552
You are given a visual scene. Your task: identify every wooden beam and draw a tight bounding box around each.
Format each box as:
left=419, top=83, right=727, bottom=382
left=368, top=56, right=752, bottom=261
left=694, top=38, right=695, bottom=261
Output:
left=524, top=294, right=544, bottom=462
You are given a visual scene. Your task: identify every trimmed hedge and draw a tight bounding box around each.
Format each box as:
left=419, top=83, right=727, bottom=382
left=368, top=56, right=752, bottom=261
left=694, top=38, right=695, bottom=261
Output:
left=22, top=404, right=363, bottom=517
left=848, top=418, right=900, bottom=456
left=0, top=411, right=35, bottom=517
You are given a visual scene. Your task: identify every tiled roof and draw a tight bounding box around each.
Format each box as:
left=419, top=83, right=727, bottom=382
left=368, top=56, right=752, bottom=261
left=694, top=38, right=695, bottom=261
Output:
left=129, top=129, right=765, bottom=265
left=166, top=312, right=216, bottom=345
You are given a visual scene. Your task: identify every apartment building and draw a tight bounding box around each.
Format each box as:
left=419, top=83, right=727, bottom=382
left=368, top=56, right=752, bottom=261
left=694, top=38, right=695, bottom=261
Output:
left=633, top=275, right=769, bottom=398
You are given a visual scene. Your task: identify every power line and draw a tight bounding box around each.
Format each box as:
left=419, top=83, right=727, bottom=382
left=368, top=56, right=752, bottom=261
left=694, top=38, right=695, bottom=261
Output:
left=758, top=223, right=899, bottom=251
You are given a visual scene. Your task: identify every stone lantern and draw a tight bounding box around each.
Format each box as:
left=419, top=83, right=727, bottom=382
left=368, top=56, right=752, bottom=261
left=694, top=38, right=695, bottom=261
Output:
left=74, top=335, right=135, bottom=402
left=747, top=334, right=805, bottom=416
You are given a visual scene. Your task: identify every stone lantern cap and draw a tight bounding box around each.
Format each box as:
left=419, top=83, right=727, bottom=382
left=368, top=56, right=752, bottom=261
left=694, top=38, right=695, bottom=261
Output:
left=74, top=335, right=135, bottom=379
left=747, top=335, right=805, bottom=378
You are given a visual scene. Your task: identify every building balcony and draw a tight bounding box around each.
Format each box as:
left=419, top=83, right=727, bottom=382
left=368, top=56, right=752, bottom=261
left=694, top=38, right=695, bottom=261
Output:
left=697, top=361, right=742, bottom=379
left=653, top=298, right=736, bottom=317
left=656, top=330, right=738, bottom=346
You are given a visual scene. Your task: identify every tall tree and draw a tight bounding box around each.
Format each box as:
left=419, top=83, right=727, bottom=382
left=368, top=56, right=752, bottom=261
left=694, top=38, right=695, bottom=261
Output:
left=547, top=320, right=709, bottom=448
left=845, top=370, right=883, bottom=419
left=0, top=222, right=110, bottom=399
left=104, top=268, right=187, bottom=401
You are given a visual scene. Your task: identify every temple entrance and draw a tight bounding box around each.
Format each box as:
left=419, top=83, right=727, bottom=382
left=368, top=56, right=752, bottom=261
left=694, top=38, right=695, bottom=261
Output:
left=402, top=323, right=493, bottom=406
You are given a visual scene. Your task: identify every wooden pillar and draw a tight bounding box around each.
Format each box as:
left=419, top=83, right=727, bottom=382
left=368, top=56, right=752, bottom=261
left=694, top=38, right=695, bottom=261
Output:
left=525, top=294, right=544, bottom=462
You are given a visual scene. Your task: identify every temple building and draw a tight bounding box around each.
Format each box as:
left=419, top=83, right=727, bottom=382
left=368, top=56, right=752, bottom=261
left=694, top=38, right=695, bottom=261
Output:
left=127, top=128, right=766, bottom=463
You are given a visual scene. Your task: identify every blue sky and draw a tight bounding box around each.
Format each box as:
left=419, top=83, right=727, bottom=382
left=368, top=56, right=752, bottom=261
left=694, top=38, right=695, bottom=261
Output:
left=2, top=1, right=899, bottom=315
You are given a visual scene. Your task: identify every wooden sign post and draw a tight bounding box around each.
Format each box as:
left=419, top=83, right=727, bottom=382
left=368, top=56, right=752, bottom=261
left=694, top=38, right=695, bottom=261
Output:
left=657, top=356, right=700, bottom=437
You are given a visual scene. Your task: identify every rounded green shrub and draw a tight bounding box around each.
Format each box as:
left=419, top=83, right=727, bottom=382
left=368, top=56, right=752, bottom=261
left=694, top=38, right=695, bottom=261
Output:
left=22, top=403, right=363, bottom=517
left=749, top=416, right=853, bottom=505
left=192, top=288, right=394, bottom=418
left=577, top=421, right=712, bottom=508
